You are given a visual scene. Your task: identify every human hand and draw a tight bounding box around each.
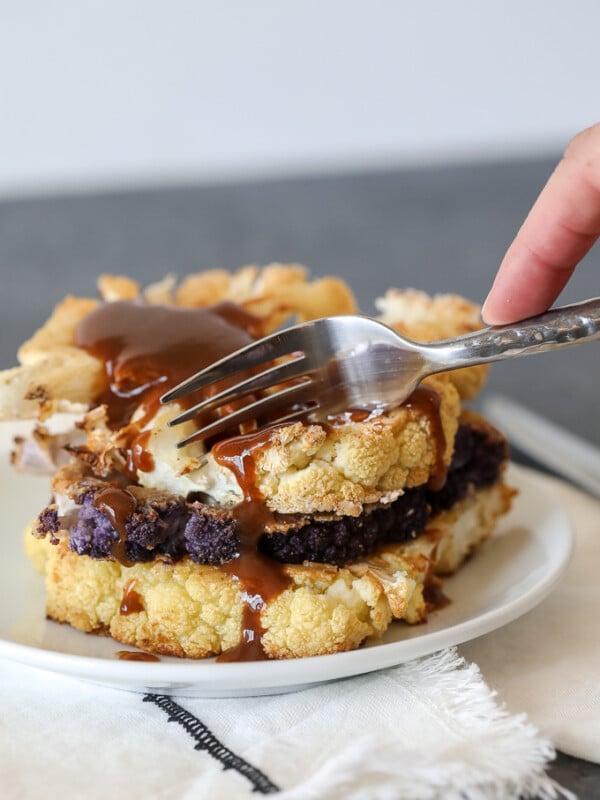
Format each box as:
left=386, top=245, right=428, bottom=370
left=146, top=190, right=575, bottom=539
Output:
left=482, top=123, right=600, bottom=325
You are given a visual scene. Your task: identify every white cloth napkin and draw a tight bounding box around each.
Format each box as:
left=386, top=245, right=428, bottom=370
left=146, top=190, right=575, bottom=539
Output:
left=462, top=471, right=600, bottom=764
left=0, top=648, right=567, bottom=800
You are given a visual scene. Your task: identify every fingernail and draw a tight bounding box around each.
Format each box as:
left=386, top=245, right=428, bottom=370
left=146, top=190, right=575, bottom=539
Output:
left=480, top=295, right=492, bottom=324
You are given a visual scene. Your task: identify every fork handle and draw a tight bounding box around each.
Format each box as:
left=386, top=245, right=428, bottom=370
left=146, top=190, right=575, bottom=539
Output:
left=423, top=296, right=600, bottom=372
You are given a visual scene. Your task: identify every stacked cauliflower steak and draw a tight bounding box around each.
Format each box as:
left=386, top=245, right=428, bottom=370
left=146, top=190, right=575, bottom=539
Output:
left=1, top=266, right=514, bottom=659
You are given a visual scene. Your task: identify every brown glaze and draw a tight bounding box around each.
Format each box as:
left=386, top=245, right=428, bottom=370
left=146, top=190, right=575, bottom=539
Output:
left=404, top=385, right=447, bottom=490
left=116, top=651, right=160, bottom=662
left=212, top=426, right=278, bottom=505
left=76, top=300, right=260, bottom=429
left=423, top=579, right=451, bottom=611
left=128, top=429, right=155, bottom=474
left=217, top=605, right=270, bottom=663
left=213, top=428, right=292, bottom=662
left=120, top=579, right=145, bottom=615
left=93, top=486, right=137, bottom=565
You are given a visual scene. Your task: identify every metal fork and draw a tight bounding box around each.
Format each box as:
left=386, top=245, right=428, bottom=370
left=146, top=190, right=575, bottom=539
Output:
left=161, top=297, right=600, bottom=448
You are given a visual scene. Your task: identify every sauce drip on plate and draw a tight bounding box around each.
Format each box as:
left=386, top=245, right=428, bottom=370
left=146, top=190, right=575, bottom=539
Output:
left=116, top=651, right=160, bottom=662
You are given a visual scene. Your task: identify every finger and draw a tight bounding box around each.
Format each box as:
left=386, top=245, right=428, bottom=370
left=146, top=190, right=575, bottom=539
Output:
left=482, top=124, right=600, bottom=324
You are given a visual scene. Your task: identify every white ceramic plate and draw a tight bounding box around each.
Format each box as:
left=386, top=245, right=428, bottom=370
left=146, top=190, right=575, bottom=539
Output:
left=0, top=424, right=573, bottom=697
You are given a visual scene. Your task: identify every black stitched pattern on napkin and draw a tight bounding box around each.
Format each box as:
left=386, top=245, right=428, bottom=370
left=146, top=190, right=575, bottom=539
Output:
left=143, top=694, right=280, bottom=794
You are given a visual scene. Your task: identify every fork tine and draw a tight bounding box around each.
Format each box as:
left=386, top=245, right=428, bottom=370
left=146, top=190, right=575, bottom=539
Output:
left=167, top=354, right=307, bottom=427
left=175, top=379, right=316, bottom=447
left=160, top=326, right=306, bottom=405
left=177, top=401, right=319, bottom=449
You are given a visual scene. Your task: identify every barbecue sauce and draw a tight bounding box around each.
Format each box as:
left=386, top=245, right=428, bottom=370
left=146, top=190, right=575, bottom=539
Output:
left=116, top=651, right=160, bottom=662
left=423, top=578, right=451, bottom=611
left=128, top=429, right=155, bottom=474
left=212, top=428, right=291, bottom=662
left=76, top=300, right=260, bottom=429
left=120, top=578, right=145, bottom=615
left=93, top=486, right=137, bottom=565
left=404, top=385, right=447, bottom=490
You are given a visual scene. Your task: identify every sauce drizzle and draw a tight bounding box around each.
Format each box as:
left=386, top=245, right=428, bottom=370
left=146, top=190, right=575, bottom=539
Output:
left=423, top=578, right=451, bottom=611
left=213, top=428, right=292, bottom=661
left=404, top=385, right=447, bottom=490
left=128, top=429, right=155, bottom=474
left=76, top=300, right=260, bottom=429
left=93, top=486, right=137, bottom=566
left=120, top=578, right=145, bottom=615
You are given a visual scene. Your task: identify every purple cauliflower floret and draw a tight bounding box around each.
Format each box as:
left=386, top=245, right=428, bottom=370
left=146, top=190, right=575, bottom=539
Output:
left=372, top=485, right=429, bottom=541
left=68, top=495, right=120, bottom=558
left=184, top=509, right=240, bottom=565
left=260, top=485, right=428, bottom=566
left=260, top=515, right=378, bottom=566
left=37, top=507, right=60, bottom=536
left=69, top=494, right=191, bottom=562
left=125, top=499, right=189, bottom=561
left=427, top=424, right=506, bottom=515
